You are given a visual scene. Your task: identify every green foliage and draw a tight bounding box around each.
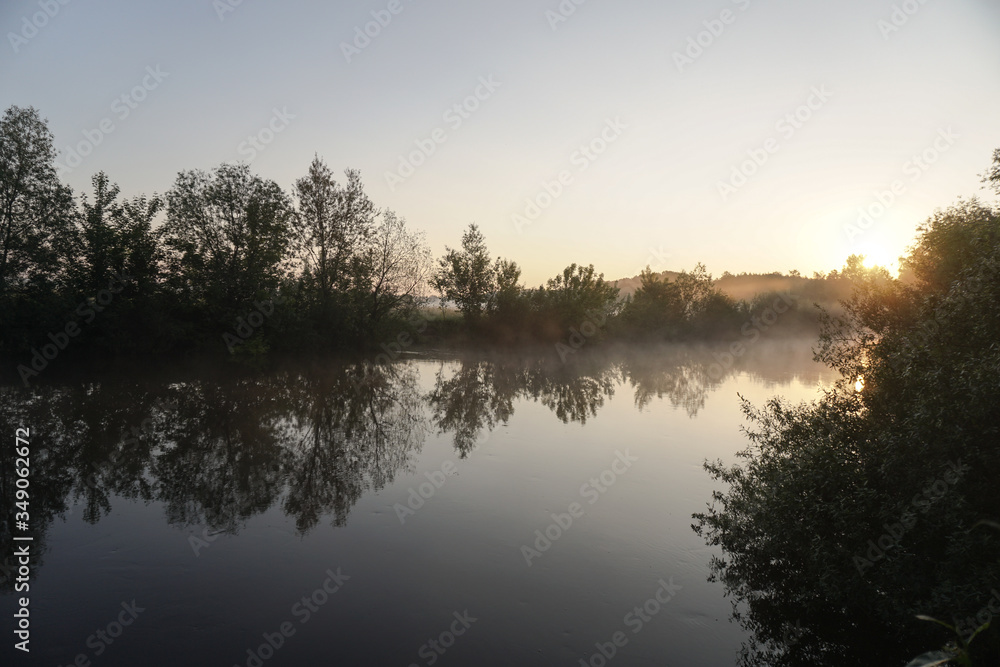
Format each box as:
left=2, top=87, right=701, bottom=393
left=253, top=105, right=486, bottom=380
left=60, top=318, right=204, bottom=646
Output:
left=693, top=198, right=1000, bottom=665
left=539, top=263, right=619, bottom=330
left=617, top=263, right=743, bottom=338
left=291, top=157, right=379, bottom=339
left=432, top=223, right=497, bottom=324
left=0, top=106, right=435, bottom=361
left=618, top=267, right=679, bottom=335
left=982, top=149, right=1000, bottom=196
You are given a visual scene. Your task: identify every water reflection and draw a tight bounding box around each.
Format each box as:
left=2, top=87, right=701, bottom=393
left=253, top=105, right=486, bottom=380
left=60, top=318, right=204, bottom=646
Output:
left=0, top=341, right=824, bottom=593
left=279, top=363, right=426, bottom=531
left=425, top=345, right=733, bottom=453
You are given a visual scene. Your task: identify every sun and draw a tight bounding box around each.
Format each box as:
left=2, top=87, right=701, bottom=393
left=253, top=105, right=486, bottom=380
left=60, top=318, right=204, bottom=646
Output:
left=858, top=246, right=900, bottom=272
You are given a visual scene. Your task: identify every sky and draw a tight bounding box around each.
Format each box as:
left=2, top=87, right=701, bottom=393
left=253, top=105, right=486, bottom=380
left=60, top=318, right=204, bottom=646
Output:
left=2, top=0, right=999, bottom=286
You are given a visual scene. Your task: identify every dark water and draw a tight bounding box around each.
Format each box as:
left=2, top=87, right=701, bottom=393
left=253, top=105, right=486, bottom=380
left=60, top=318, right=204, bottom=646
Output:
left=0, top=341, right=833, bottom=666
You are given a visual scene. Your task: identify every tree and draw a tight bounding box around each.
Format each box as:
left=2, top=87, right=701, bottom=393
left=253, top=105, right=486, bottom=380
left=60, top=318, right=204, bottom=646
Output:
left=433, top=224, right=496, bottom=324
left=983, top=148, right=1000, bottom=195
left=539, top=263, right=620, bottom=334
left=693, top=196, right=1000, bottom=665
left=292, top=157, right=377, bottom=309
left=0, top=105, right=74, bottom=300
left=70, top=172, right=161, bottom=294
left=162, top=163, right=293, bottom=319
left=61, top=172, right=166, bottom=351
left=672, top=262, right=714, bottom=319
left=358, top=210, right=431, bottom=336
left=71, top=172, right=120, bottom=294
left=491, top=258, right=524, bottom=319
left=618, top=266, right=682, bottom=335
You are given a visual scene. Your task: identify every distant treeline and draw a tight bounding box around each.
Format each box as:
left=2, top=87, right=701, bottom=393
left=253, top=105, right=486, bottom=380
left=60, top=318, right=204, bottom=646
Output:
left=0, top=105, right=914, bottom=381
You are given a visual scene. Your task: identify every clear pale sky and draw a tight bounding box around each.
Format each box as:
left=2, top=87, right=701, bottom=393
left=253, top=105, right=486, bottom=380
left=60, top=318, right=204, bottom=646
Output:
left=2, top=0, right=999, bottom=285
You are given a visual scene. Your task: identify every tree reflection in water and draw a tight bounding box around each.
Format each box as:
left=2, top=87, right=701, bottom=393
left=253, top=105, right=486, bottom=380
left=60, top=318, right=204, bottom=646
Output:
left=425, top=345, right=733, bottom=453
left=0, top=343, right=820, bottom=596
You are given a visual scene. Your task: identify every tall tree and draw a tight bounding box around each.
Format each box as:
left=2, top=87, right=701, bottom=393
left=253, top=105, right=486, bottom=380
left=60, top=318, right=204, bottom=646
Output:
left=292, top=158, right=377, bottom=309
left=983, top=148, right=1000, bottom=195
left=491, top=258, right=524, bottom=319
left=0, top=105, right=74, bottom=299
left=72, top=172, right=122, bottom=293
left=432, top=223, right=496, bottom=323
left=61, top=172, right=165, bottom=351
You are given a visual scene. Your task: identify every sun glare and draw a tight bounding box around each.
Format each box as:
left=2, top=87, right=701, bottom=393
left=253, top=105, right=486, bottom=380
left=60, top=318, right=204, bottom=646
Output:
left=859, top=247, right=899, bottom=273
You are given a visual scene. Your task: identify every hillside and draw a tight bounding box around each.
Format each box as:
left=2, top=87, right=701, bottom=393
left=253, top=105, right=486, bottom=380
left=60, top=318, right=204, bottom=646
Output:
left=612, top=269, right=853, bottom=308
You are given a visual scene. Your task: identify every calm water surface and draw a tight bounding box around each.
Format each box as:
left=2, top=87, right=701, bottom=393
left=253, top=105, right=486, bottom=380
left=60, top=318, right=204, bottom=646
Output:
left=0, top=341, right=834, bottom=666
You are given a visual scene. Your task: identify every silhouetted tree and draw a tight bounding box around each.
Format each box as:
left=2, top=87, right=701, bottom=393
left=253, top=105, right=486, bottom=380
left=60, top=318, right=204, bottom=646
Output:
left=356, top=210, right=431, bottom=337
left=433, top=223, right=497, bottom=324
left=0, top=106, right=74, bottom=300
left=540, top=263, right=619, bottom=331
left=291, top=157, right=377, bottom=337
left=694, top=198, right=1000, bottom=666
left=162, top=163, right=293, bottom=327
